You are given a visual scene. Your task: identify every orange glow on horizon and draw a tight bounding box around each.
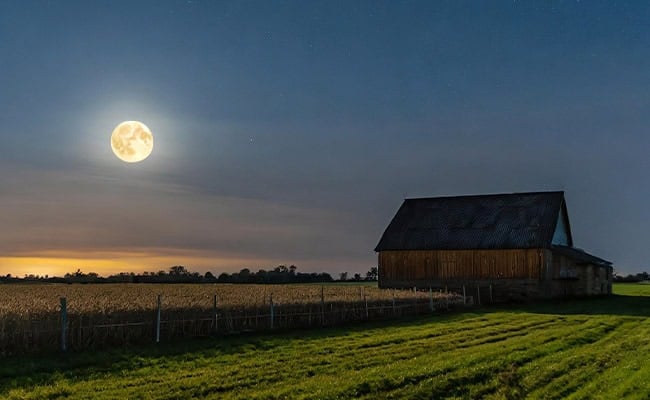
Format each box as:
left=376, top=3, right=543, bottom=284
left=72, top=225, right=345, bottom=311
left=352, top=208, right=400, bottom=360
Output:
left=0, top=251, right=289, bottom=277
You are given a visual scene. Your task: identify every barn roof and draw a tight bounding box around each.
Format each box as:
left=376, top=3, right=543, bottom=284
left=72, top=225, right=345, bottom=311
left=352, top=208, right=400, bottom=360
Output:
left=375, top=191, right=569, bottom=251
left=551, top=245, right=612, bottom=266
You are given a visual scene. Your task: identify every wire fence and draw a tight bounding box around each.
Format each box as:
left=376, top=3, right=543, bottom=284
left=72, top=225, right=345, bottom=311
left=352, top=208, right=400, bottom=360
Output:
left=0, top=286, right=471, bottom=356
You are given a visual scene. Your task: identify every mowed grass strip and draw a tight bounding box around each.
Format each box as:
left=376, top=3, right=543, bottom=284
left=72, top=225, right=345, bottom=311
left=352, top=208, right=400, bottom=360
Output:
left=2, top=283, right=650, bottom=399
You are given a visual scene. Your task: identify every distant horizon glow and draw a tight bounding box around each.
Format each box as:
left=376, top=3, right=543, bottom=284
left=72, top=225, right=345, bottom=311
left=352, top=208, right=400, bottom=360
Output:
left=0, top=251, right=370, bottom=278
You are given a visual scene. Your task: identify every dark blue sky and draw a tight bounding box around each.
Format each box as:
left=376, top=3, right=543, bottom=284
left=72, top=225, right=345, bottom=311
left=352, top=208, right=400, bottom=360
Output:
left=1, top=1, right=649, bottom=275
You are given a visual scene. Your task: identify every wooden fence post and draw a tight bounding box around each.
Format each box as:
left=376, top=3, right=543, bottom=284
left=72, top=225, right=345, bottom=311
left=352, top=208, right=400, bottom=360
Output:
left=413, top=287, right=418, bottom=314
left=489, top=284, right=493, bottom=304
left=364, top=291, right=369, bottom=319
left=60, top=297, right=67, bottom=352
left=320, top=286, right=325, bottom=326
left=462, top=285, right=466, bottom=305
left=429, top=287, right=434, bottom=312
left=392, top=290, right=396, bottom=315
left=444, top=286, right=449, bottom=309
left=213, top=295, right=218, bottom=333
left=270, top=294, right=274, bottom=329
left=477, top=285, right=481, bottom=306
left=155, top=294, right=161, bottom=343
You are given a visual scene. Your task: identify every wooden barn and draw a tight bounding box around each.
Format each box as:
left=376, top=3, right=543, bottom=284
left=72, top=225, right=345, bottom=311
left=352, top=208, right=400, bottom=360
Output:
left=375, top=191, right=612, bottom=301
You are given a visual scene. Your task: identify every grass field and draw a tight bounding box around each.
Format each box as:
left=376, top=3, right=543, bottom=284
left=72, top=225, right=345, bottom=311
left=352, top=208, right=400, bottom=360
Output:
left=2, top=283, right=650, bottom=399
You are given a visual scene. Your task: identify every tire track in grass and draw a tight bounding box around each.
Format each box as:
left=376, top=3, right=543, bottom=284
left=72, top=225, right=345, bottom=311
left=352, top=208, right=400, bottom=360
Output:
left=401, top=324, right=620, bottom=399
left=268, top=317, right=614, bottom=399
left=270, top=314, right=558, bottom=377
left=352, top=313, right=540, bottom=350
left=567, top=318, right=650, bottom=400
left=344, top=317, right=560, bottom=371
left=359, top=318, right=628, bottom=400
left=308, top=318, right=596, bottom=398
left=524, top=318, right=639, bottom=399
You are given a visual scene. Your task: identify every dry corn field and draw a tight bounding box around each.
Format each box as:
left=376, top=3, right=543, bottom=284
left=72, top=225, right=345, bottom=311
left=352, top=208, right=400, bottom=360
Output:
left=0, top=284, right=463, bottom=355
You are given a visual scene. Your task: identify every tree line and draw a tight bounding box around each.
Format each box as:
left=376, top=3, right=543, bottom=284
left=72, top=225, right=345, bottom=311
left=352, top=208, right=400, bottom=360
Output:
left=613, top=271, right=650, bottom=283
left=0, top=265, right=379, bottom=284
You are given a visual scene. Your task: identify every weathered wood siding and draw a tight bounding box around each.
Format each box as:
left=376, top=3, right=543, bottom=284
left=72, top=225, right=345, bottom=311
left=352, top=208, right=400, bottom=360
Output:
left=379, top=249, right=544, bottom=284
left=549, top=251, right=612, bottom=296
left=378, top=248, right=613, bottom=300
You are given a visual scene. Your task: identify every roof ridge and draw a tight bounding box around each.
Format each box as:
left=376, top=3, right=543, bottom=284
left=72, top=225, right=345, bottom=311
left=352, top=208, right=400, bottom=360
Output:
left=404, top=190, right=564, bottom=201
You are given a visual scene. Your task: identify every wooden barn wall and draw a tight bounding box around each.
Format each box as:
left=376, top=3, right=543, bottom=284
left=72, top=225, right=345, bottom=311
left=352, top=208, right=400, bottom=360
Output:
left=378, top=249, right=543, bottom=283
left=548, top=251, right=613, bottom=296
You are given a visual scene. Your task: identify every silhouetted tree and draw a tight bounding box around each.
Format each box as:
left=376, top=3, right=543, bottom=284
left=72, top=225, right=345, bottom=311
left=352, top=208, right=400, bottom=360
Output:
left=204, top=271, right=216, bottom=282
left=365, top=267, right=378, bottom=281
left=169, top=266, right=189, bottom=275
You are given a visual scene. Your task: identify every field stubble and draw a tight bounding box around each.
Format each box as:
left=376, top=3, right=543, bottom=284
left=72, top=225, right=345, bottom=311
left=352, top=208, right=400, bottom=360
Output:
left=0, top=283, right=461, bottom=355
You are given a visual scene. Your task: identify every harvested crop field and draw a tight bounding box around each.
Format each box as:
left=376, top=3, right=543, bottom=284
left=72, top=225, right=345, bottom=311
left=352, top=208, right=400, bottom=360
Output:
left=0, top=283, right=460, bottom=354
left=0, top=283, right=443, bottom=317
left=2, top=283, right=650, bottom=399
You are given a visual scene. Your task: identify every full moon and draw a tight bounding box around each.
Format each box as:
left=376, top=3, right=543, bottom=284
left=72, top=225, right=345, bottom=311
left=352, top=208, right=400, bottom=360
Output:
left=110, top=121, right=154, bottom=163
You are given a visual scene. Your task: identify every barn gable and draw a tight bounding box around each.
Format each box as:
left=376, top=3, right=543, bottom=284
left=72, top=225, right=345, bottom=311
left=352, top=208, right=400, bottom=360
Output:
left=551, top=201, right=573, bottom=247
left=375, top=191, right=568, bottom=251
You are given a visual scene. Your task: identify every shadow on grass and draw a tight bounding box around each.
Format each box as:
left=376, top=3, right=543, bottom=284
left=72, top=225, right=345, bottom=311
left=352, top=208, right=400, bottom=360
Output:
left=487, top=294, right=650, bottom=318
left=0, top=313, right=456, bottom=395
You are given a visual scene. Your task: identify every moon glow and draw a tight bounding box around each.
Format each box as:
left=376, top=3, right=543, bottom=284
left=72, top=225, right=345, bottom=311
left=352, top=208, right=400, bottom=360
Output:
left=110, top=121, right=154, bottom=163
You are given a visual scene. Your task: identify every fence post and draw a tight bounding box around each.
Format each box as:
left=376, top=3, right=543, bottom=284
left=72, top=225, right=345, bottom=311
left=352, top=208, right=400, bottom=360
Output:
left=392, top=290, right=396, bottom=315
left=155, top=294, right=161, bottom=343
left=477, top=285, right=481, bottom=306
left=444, top=286, right=449, bottom=309
left=364, top=291, right=369, bottom=319
left=413, top=287, right=418, bottom=314
left=429, top=287, right=434, bottom=312
left=320, top=286, right=325, bottom=326
left=60, top=297, right=67, bottom=352
left=270, top=294, right=274, bottom=329
left=489, top=284, right=493, bottom=304
left=213, top=295, right=218, bottom=333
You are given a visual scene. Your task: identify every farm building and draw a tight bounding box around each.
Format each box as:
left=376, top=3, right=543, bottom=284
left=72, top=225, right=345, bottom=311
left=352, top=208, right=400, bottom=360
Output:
left=375, top=191, right=612, bottom=301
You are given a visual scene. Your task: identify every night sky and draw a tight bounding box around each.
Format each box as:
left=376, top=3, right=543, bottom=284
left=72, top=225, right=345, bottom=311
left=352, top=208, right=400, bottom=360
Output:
left=1, top=1, right=649, bottom=276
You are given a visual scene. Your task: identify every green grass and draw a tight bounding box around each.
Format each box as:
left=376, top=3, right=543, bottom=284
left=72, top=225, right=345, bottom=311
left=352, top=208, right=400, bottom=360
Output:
left=2, top=283, right=650, bottom=399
